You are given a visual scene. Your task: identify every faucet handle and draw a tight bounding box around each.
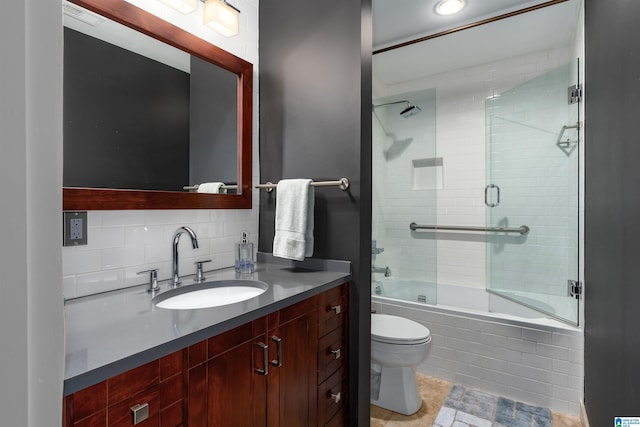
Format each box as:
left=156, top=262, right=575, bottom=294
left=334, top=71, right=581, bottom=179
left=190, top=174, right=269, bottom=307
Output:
left=194, top=259, right=212, bottom=283
left=137, top=268, right=159, bottom=293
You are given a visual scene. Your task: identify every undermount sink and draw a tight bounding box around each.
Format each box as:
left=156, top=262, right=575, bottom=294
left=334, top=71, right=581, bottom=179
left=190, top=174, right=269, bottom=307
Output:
left=153, top=279, right=268, bottom=310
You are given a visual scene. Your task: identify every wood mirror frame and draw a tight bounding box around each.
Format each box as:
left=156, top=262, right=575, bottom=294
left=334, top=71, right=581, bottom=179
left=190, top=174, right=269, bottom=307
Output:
left=63, top=0, right=252, bottom=210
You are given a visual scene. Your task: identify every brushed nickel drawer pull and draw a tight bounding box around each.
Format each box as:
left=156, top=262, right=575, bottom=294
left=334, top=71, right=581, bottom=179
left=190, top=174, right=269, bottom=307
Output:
left=256, top=342, right=269, bottom=375
left=330, top=305, right=341, bottom=315
left=330, top=392, right=341, bottom=403
left=330, top=348, right=341, bottom=359
left=130, top=403, right=149, bottom=425
left=271, top=336, right=283, bottom=367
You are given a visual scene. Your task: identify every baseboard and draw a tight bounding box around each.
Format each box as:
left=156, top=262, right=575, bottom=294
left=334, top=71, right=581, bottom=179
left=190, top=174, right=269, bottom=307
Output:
left=580, top=401, right=590, bottom=427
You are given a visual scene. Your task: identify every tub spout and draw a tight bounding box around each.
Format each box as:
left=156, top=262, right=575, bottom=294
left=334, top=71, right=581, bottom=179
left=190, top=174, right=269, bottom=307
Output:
left=372, top=266, right=391, bottom=277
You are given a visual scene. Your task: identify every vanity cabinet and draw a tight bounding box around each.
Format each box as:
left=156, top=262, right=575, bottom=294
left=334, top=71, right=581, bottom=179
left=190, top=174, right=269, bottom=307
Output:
left=63, top=283, right=348, bottom=427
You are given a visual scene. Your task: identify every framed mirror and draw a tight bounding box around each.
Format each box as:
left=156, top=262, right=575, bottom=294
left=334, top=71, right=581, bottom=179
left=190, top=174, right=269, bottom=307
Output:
left=63, top=0, right=252, bottom=210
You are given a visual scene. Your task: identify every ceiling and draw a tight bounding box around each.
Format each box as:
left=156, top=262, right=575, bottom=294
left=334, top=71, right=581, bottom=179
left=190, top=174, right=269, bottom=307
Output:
left=372, top=0, right=582, bottom=85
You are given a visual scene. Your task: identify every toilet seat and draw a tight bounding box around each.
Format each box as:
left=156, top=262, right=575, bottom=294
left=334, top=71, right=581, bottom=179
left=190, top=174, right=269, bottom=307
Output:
left=371, top=314, right=431, bottom=345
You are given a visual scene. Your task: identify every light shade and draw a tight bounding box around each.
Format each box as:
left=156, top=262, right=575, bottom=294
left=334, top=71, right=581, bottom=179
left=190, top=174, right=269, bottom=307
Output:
left=435, top=0, right=465, bottom=16
left=203, top=0, right=240, bottom=37
left=157, top=0, right=197, bottom=14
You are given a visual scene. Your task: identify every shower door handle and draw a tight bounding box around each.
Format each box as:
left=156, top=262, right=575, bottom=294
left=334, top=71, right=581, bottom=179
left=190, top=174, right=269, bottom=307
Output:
left=485, top=184, right=500, bottom=207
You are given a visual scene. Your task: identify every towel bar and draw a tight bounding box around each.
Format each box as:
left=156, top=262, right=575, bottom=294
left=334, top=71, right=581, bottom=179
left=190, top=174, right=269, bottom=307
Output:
left=256, top=178, right=349, bottom=193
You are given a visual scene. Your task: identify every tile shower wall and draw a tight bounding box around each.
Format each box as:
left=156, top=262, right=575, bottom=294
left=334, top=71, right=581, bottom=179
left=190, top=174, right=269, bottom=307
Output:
left=375, top=45, right=571, bottom=290
left=373, top=300, right=584, bottom=416
left=63, top=0, right=260, bottom=299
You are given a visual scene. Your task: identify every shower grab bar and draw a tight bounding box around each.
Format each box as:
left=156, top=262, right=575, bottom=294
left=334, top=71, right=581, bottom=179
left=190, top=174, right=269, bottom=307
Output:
left=409, top=222, right=530, bottom=235
left=256, top=178, right=350, bottom=193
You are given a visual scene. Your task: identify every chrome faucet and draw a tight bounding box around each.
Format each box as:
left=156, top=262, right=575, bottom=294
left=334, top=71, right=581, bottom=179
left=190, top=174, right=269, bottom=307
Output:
left=171, top=226, right=199, bottom=287
left=371, top=265, right=391, bottom=277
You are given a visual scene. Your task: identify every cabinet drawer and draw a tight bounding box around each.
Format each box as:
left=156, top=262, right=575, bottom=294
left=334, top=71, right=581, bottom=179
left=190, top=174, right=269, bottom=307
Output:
left=318, top=286, right=346, bottom=337
left=107, top=385, right=160, bottom=427
left=318, top=327, right=345, bottom=384
left=317, top=367, right=345, bottom=426
left=108, top=361, right=159, bottom=404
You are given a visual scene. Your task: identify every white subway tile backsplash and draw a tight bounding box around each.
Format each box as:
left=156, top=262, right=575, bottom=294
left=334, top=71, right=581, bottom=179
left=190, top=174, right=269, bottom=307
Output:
left=125, top=225, right=165, bottom=246
left=102, top=245, right=145, bottom=270
left=88, top=227, right=125, bottom=248
left=76, top=269, right=125, bottom=296
left=101, top=210, right=145, bottom=227
left=63, top=250, right=101, bottom=275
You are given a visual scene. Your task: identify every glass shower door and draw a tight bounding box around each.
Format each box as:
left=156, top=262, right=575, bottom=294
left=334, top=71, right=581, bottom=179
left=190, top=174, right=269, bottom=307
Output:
left=485, top=61, right=580, bottom=325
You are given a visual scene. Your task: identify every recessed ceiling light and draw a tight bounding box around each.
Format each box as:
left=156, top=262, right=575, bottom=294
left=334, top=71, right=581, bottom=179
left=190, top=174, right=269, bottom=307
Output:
left=435, top=0, right=466, bottom=16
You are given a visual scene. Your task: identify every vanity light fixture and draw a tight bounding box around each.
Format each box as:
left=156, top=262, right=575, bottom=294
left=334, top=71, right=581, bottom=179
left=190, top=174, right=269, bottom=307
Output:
left=434, top=0, right=465, bottom=16
left=202, top=0, right=240, bottom=37
left=155, top=0, right=240, bottom=36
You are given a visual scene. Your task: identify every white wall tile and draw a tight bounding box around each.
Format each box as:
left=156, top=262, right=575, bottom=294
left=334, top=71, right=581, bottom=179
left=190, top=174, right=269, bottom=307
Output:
left=375, top=300, right=583, bottom=416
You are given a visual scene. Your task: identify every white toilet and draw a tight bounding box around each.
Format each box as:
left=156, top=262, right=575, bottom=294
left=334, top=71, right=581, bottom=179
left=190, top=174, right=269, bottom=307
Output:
left=370, top=313, right=432, bottom=415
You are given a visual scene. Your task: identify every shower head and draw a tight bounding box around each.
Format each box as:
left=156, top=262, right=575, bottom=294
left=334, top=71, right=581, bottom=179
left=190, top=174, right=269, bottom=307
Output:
left=373, top=100, right=422, bottom=118
left=400, top=104, right=422, bottom=118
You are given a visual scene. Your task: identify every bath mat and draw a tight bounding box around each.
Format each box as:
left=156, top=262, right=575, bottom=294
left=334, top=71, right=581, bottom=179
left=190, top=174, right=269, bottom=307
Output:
left=433, top=384, right=552, bottom=427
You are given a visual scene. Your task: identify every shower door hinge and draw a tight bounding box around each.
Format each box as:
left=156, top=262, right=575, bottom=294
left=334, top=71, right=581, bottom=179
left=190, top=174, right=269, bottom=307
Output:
left=568, top=280, right=582, bottom=299
left=568, top=84, right=582, bottom=104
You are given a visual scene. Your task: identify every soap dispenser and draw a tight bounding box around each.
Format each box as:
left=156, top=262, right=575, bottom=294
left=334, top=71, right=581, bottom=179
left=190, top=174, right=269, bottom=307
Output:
left=235, top=231, right=254, bottom=273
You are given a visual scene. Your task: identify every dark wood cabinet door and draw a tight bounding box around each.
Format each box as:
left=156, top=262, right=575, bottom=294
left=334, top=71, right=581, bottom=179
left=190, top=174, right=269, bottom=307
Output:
left=208, top=340, right=263, bottom=427
left=268, top=310, right=318, bottom=427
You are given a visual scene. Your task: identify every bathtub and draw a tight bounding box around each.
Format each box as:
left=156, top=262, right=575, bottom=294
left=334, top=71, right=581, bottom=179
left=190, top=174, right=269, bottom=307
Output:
left=371, top=277, right=584, bottom=415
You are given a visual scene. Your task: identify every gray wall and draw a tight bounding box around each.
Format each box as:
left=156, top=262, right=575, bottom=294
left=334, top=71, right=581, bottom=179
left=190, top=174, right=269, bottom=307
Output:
left=258, top=0, right=372, bottom=425
left=585, top=0, right=640, bottom=424
left=0, top=0, right=65, bottom=424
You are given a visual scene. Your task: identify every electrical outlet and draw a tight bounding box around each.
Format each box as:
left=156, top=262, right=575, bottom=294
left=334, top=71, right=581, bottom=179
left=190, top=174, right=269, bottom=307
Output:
left=63, top=211, right=88, bottom=246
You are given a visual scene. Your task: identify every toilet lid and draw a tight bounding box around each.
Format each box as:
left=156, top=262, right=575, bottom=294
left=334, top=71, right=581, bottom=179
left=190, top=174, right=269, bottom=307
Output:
left=371, top=314, right=431, bottom=345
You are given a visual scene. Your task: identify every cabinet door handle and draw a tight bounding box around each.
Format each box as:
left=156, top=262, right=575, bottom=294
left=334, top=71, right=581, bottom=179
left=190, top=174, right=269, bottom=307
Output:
left=330, top=392, right=341, bottom=404
left=330, top=348, right=341, bottom=359
left=130, top=403, right=149, bottom=425
left=255, top=342, right=269, bottom=375
left=330, top=305, right=341, bottom=315
left=271, top=336, right=283, bottom=367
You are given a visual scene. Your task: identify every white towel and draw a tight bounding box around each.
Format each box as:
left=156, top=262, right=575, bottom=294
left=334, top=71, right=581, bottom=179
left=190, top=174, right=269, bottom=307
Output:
left=197, top=182, right=226, bottom=194
left=273, top=179, right=314, bottom=261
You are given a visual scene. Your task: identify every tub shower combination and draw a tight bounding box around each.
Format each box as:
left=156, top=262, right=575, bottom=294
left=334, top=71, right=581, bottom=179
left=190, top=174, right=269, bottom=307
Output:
left=370, top=59, right=584, bottom=415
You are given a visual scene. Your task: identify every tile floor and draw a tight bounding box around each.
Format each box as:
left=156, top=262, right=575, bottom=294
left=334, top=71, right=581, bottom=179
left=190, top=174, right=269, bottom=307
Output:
left=370, top=373, right=583, bottom=427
